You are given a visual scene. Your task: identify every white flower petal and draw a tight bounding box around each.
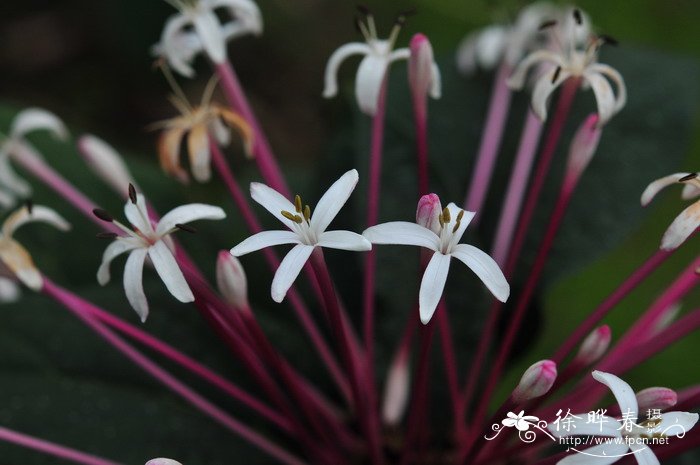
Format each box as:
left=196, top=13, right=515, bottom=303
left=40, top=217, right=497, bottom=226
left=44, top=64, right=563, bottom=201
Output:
left=192, top=9, right=227, bottom=64
left=456, top=26, right=508, bottom=74
left=628, top=441, right=659, bottom=465
left=355, top=53, right=390, bottom=116
left=682, top=183, right=700, bottom=200
left=592, top=371, right=638, bottom=418
left=160, top=14, right=197, bottom=78
left=0, top=276, right=20, bottom=303
left=208, top=0, right=263, bottom=36
left=556, top=443, right=630, bottom=465
left=0, top=152, right=32, bottom=197
left=583, top=71, right=617, bottom=126
left=531, top=68, right=572, bottom=121
left=451, top=244, right=509, bottom=302
left=430, top=63, right=442, bottom=99
left=655, top=412, right=699, bottom=437
left=123, top=248, right=149, bottom=322
left=157, top=203, right=225, bottom=236
left=124, top=193, right=154, bottom=235
left=444, top=203, right=475, bottom=246
left=548, top=416, right=622, bottom=438
left=388, top=48, right=410, bottom=63
left=2, top=205, right=70, bottom=238
left=270, top=244, right=314, bottom=303
left=363, top=221, right=439, bottom=251
left=311, top=169, right=358, bottom=235
left=419, top=252, right=451, bottom=324
left=660, top=200, right=700, bottom=250
left=210, top=117, right=231, bottom=146
left=0, top=188, right=15, bottom=208
left=507, top=49, right=565, bottom=90
left=322, top=42, right=372, bottom=98
left=11, top=108, right=68, bottom=140
left=146, top=459, right=183, bottom=465
left=317, top=230, right=371, bottom=251
left=640, top=173, right=690, bottom=207
left=230, top=230, right=300, bottom=256
left=250, top=182, right=297, bottom=229
left=0, top=240, right=42, bottom=291
left=148, top=241, right=194, bottom=303
left=97, top=239, right=141, bottom=285
left=78, top=134, right=138, bottom=196
left=588, top=63, right=627, bottom=114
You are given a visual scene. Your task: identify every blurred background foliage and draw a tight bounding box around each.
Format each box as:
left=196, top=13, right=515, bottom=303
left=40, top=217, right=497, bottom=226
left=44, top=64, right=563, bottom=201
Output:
left=0, top=0, right=699, bottom=463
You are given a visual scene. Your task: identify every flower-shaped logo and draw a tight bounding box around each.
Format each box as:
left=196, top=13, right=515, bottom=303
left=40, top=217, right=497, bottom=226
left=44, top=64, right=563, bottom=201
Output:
left=502, top=411, right=540, bottom=432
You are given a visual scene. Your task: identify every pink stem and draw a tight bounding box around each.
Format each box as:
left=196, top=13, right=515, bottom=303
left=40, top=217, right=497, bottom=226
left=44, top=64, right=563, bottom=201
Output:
left=436, top=306, right=460, bottom=431
left=0, top=427, right=125, bottom=465
left=492, top=110, right=544, bottom=266
left=42, top=279, right=308, bottom=465
left=463, top=62, right=514, bottom=221
left=215, top=61, right=290, bottom=197
left=412, top=87, right=430, bottom=196
left=209, top=141, right=351, bottom=402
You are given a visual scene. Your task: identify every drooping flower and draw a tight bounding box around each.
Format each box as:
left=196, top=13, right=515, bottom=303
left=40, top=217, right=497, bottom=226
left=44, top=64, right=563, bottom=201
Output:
left=151, top=75, right=253, bottom=183
left=549, top=371, right=698, bottom=465
left=78, top=134, right=139, bottom=197
left=641, top=172, right=700, bottom=250
left=96, top=187, right=226, bottom=322
left=0, top=204, right=71, bottom=291
left=363, top=194, right=509, bottom=324
left=155, top=0, right=263, bottom=78
left=0, top=108, right=69, bottom=207
left=507, top=8, right=626, bottom=125
left=231, top=169, right=371, bottom=303
left=323, top=8, right=436, bottom=116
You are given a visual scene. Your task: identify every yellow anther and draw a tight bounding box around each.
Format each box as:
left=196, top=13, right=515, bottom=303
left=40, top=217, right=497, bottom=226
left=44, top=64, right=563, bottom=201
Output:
left=281, top=210, right=303, bottom=224
left=442, top=207, right=451, bottom=224
left=294, top=195, right=302, bottom=213
left=438, top=213, right=444, bottom=228
left=303, top=205, right=311, bottom=223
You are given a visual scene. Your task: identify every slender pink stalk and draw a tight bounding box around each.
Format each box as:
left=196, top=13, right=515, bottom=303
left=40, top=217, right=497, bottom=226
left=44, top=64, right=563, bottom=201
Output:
left=215, top=61, right=290, bottom=197
left=492, top=110, right=544, bottom=265
left=0, top=426, right=125, bottom=465
left=42, top=279, right=308, bottom=465
left=464, top=62, right=514, bottom=221
left=209, top=141, right=351, bottom=402
left=436, top=306, right=460, bottom=430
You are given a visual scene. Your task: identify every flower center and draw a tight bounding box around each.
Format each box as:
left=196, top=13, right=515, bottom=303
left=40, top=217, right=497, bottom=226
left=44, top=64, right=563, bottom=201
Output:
left=437, top=207, right=465, bottom=254
left=281, top=194, right=316, bottom=245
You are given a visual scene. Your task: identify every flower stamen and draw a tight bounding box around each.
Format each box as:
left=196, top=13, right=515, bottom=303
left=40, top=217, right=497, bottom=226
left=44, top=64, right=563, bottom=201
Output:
left=281, top=210, right=303, bottom=224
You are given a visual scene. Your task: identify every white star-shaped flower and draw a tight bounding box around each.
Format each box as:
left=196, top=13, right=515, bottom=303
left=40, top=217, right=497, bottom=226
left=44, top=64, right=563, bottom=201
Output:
left=0, top=108, right=68, bottom=207
left=363, top=194, right=509, bottom=324
left=231, top=169, right=371, bottom=303
left=96, top=188, right=226, bottom=322
left=323, top=8, right=437, bottom=116
left=0, top=204, right=70, bottom=291
left=507, top=8, right=626, bottom=125
left=502, top=411, right=540, bottom=432
left=549, top=371, right=698, bottom=465
left=155, top=0, right=263, bottom=78
left=641, top=172, right=700, bottom=250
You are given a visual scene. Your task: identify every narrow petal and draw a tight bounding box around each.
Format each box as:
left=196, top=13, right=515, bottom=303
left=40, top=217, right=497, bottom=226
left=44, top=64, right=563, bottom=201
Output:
left=158, top=128, right=189, bottom=183
left=451, top=244, right=509, bottom=302
left=250, top=182, right=297, bottom=229
left=209, top=0, right=263, bottom=36
left=640, top=173, right=690, bottom=207
left=0, top=189, right=15, bottom=208
left=187, top=124, right=211, bottom=182
left=660, top=200, right=700, bottom=250
left=192, top=9, right=227, bottom=64
left=0, top=239, right=42, bottom=290
left=682, top=183, right=700, bottom=200
left=628, top=442, right=660, bottom=465
left=2, top=205, right=70, bottom=238
left=210, top=116, right=231, bottom=146
left=531, top=68, right=571, bottom=121
left=317, top=230, right=371, bottom=251
left=322, top=42, right=372, bottom=98
left=146, top=459, right=183, bottom=465
left=592, top=371, right=639, bottom=418
left=556, top=443, right=630, bottom=465
left=11, top=108, right=68, bottom=140
left=0, top=152, right=32, bottom=196
left=148, top=241, right=194, bottom=303
left=363, top=221, right=439, bottom=250
left=388, top=48, right=410, bottom=63
left=419, top=253, right=451, bottom=324
left=78, top=134, right=138, bottom=196
left=97, top=239, right=141, bottom=285
left=507, top=49, right=565, bottom=90
left=430, top=63, right=442, bottom=99
left=0, top=276, right=20, bottom=303
left=271, top=244, right=314, bottom=303
left=588, top=63, right=627, bottom=113
left=123, top=248, right=149, bottom=322
left=355, top=53, right=389, bottom=116
left=548, top=416, right=622, bottom=438
left=456, top=26, right=508, bottom=74
left=156, top=203, right=226, bottom=235
left=444, top=202, right=475, bottom=245
left=124, top=193, right=155, bottom=235
left=655, top=412, right=699, bottom=438
left=583, top=71, right=617, bottom=126
left=311, top=169, right=358, bottom=235
left=231, top=230, right=300, bottom=256
left=217, top=108, right=254, bottom=157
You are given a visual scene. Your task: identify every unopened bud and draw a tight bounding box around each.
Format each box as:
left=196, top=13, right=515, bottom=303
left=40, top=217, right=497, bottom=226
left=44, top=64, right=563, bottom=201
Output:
left=381, top=347, right=410, bottom=426
left=408, top=33, right=441, bottom=103
left=416, top=193, right=442, bottom=234
left=512, top=360, right=557, bottom=403
left=217, top=251, right=249, bottom=310
left=574, top=325, right=611, bottom=365
left=78, top=134, right=138, bottom=198
left=565, top=113, right=602, bottom=183
left=636, top=387, right=677, bottom=412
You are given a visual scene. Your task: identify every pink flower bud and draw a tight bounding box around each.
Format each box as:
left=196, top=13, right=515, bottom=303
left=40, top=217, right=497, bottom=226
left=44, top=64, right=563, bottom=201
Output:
left=565, top=113, right=602, bottom=184
left=512, top=360, right=557, bottom=403
left=216, top=251, right=249, bottom=310
left=78, top=134, right=138, bottom=198
left=416, top=193, right=442, bottom=234
left=636, top=387, right=677, bottom=411
left=381, top=347, right=410, bottom=426
left=408, top=34, right=441, bottom=104
left=574, top=325, right=611, bottom=365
